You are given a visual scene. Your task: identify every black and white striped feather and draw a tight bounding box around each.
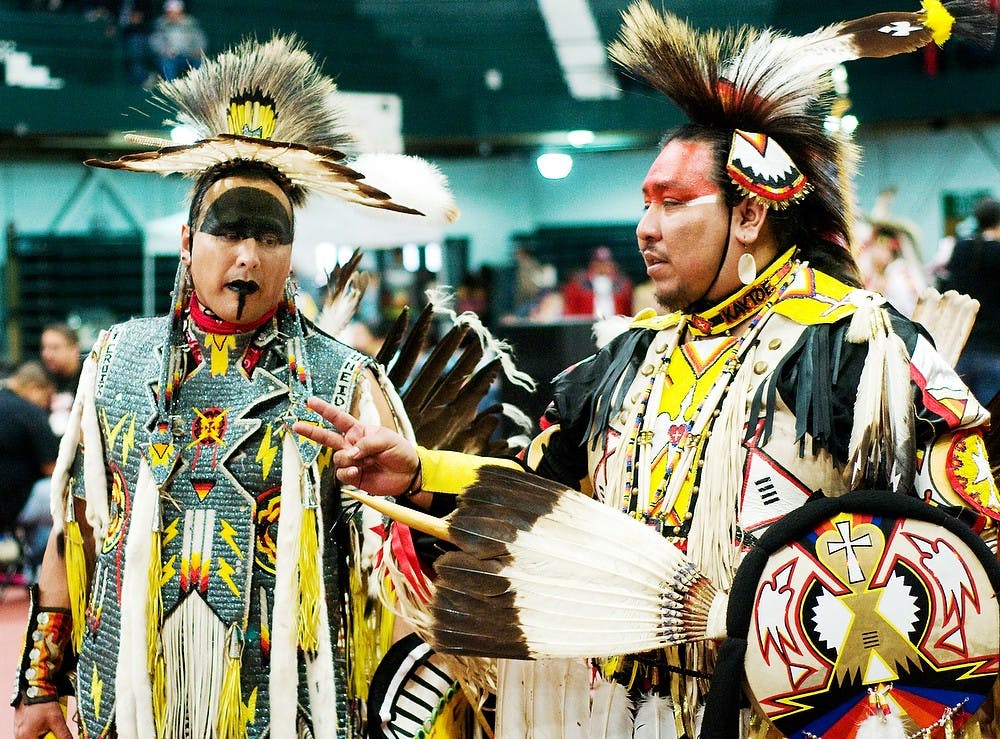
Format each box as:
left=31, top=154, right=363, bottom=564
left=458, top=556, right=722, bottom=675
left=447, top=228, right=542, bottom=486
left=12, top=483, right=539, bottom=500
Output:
left=429, top=465, right=726, bottom=659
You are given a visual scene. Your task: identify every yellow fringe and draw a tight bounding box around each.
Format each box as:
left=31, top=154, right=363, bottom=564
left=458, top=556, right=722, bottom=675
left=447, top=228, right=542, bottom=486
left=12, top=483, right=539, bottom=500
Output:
left=216, top=626, right=245, bottom=739
left=152, top=653, right=166, bottom=737
left=297, top=506, right=321, bottom=654
left=347, top=561, right=395, bottom=703
left=64, top=519, right=88, bottom=652
left=147, top=527, right=164, bottom=737
left=921, top=0, right=955, bottom=46
left=146, top=528, right=162, bottom=672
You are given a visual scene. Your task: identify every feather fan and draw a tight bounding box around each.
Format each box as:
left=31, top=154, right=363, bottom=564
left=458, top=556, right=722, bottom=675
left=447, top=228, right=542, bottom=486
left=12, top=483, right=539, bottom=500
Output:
left=344, top=465, right=728, bottom=659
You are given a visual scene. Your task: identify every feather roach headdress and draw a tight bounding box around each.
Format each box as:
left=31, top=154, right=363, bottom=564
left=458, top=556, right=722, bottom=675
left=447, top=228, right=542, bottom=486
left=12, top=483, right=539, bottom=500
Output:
left=86, top=34, right=456, bottom=220
left=609, top=0, right=996, bottom=251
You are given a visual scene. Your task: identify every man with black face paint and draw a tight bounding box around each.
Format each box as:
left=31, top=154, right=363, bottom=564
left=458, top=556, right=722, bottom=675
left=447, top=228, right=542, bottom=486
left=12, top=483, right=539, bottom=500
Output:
left=12, top=38, right=455, bottom=739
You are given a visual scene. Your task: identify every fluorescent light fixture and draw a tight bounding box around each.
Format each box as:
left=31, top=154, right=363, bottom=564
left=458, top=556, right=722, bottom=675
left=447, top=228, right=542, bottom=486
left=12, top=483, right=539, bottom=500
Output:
left=567, top=129, right=595, bottom=147
left=424, top=242, right=442, bottom=272
left=537, top=152, right=573, bottom=179
left=823, top=115, right=859, bottom=134
left=402, top=243, right=421, bottom=272
left=537, top=0, right=620, bottom=100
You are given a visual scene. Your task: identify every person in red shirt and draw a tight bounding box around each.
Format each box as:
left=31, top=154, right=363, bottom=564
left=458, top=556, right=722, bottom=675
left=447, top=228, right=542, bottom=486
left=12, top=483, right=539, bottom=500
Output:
left=561, top=245, right=633, bottom=317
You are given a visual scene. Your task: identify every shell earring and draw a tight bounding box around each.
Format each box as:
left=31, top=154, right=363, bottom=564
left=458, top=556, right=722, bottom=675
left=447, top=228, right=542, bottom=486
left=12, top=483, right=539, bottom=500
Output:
left=737, top=248, right=757, bottom=285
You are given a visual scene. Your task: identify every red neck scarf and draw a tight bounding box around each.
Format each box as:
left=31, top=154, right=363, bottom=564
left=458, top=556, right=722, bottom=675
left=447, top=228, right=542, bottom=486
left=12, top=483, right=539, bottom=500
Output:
left=188, top=294, right=278, bottom=335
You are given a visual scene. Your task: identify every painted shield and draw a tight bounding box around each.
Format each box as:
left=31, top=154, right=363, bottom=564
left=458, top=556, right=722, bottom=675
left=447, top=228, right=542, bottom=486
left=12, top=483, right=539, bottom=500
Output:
left=707, top=491, right=999, bottom=738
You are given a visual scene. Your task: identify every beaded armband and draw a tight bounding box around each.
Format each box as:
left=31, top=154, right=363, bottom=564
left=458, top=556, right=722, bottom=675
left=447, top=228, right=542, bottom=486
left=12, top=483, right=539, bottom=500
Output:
left=10, top=584, right=74, bottom=707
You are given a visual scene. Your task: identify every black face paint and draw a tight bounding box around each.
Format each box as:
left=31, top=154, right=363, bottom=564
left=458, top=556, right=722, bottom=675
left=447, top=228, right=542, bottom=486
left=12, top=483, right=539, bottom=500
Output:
left=231, top=280, right=258, bottom=320
left=197, top=186, right=293, bottom=245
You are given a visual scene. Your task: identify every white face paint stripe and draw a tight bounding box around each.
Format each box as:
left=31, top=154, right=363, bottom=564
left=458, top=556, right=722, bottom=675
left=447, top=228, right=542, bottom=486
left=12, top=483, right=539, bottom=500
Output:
left=683, top=193, right=721, bottom=207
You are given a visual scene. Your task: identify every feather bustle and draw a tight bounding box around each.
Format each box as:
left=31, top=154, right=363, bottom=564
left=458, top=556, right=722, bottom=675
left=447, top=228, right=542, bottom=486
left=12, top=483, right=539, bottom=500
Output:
left=634, top=694, right=676, bottom=739
left=589, top=680, right=634, bottom=739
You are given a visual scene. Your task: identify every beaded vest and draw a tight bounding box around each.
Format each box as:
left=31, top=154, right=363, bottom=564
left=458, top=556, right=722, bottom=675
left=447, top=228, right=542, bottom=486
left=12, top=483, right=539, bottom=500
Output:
left=73, top=312, right=369, bottom=738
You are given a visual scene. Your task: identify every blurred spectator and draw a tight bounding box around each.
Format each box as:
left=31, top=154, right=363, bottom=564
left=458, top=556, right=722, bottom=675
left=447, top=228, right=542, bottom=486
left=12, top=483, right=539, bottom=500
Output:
left=150, top=0, right=206, bottom=81
left=40, top=323, right=82, bottom=436
left=856, top=188, right=927, bottom=318
left=856, top=221, right=927, bottom=318
left=118, top=0, right=156, bottom=86
left=512, top=245, right=557, bottom=317
left=938, top=195, right=1000, bottom=403
left=0, top=361, right=59, bottom=578
left=457, top=265, right=495, bottom=325
left=562, top=245, right=633, bottom=318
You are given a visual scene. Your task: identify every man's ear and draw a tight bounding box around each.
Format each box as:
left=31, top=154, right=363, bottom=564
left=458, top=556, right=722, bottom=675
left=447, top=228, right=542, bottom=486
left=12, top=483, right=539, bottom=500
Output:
left=734, top=197, right=768, bottom=243
left=180, top=223, right=192, bottom=265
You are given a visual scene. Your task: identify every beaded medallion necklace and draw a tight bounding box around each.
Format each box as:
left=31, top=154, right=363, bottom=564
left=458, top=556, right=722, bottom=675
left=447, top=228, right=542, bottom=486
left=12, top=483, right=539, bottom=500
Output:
left=616, top=251, right=798, bottom=534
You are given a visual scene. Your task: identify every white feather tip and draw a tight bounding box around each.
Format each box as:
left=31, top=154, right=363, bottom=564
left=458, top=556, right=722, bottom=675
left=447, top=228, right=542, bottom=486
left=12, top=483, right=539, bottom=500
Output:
left=351, top=153, right=460, bottom=224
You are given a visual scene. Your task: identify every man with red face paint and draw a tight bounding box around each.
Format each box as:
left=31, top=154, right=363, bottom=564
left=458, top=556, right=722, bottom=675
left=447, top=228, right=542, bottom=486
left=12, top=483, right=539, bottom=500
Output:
left=292, top=2, right=1000, bottom=736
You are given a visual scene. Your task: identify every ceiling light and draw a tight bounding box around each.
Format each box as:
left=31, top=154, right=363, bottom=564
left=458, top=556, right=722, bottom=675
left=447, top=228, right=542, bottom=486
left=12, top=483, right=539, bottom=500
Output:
left=536, top=152, right=573, bottom=179
left=484, top=68, right=503, bottom=91
left=537, top=0, right=621, bottom=100
left=567, top=129, right=595, bottom=147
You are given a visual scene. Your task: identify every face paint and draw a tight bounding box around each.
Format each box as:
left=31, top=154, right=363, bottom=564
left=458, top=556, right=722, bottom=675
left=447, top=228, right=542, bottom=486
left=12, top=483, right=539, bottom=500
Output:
left=230, top=280, right=259, bottom=320
left=197, top=186, right=293, bottom=245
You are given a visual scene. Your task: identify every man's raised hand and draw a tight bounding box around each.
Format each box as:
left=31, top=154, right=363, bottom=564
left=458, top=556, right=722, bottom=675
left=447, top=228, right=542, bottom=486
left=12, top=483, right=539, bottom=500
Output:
left=293, top=397, right=420, bottom=497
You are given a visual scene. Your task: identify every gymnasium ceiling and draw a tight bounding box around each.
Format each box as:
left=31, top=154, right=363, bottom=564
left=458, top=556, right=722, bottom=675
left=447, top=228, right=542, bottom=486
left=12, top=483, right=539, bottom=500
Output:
left=2, top=0, right=1000, bottom=158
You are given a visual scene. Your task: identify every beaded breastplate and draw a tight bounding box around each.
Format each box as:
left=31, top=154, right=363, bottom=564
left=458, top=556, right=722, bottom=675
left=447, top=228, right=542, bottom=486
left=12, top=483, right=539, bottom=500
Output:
left=74, top=314, right=367, bottom=739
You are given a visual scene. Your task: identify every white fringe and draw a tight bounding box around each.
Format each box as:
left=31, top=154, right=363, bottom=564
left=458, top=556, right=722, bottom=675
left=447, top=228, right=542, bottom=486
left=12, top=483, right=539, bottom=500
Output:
left=161, top=591, right=227, bottom=738
left=80, top=356, right=110, bottom=541
left=501, top=403, right=533, bottom=436
left=305, top=485, right=338, bottom=739
left=846, top=297, right=915, bottom=491
left=687, top=347, right=756, bottom=591
left=49, top=353, right=96, bottom=535
left=271, top=433, right=305, bottom=737
left=114, top=460, right=159, bottom=738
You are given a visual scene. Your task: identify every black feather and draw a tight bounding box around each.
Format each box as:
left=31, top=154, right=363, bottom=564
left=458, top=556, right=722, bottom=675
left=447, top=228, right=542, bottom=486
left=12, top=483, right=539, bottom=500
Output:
left=386, top=303, right=434, bottom=388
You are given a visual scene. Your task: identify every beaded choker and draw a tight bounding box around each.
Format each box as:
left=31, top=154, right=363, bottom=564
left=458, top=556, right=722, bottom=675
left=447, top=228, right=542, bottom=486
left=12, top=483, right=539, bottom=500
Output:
left=189, top=294, right=278, bottom=335
left=687, top=248, right=796, bottom=336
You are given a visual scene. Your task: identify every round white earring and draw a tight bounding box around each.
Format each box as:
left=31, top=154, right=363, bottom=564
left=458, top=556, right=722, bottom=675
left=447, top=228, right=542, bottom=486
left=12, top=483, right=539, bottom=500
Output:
left=738, top=250, right=757, bottom=285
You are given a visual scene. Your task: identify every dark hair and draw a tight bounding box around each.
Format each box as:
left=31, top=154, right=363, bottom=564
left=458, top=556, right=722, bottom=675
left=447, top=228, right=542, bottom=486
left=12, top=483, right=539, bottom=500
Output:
left=42, top=323, right=80, bottom=347
left=7, top=360, right=54, bottom=390
left=974, top=196, right=1000, bottom=231
left=187, top=159, right=299, bottom=233
left=660, top=123, right=862, bottom=287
